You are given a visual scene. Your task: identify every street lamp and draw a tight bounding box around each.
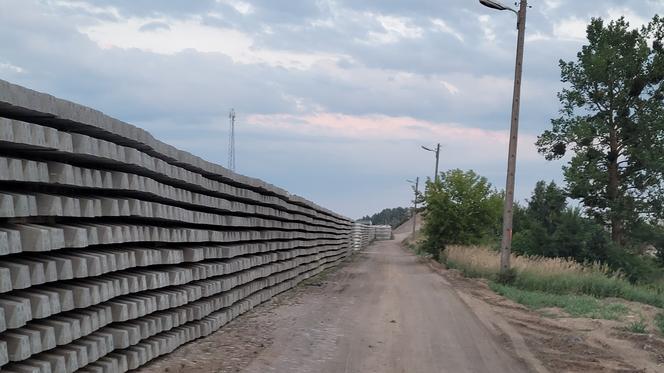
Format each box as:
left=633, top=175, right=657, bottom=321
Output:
left=479, top=0, right=517, bottom=14
left=407, top=178, right=420, bottom=236
left=421, top=144, right=441, bottom=183
left=479, top=0, right=528, bottom=274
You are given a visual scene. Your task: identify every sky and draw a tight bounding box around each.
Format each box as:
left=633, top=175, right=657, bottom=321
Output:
left=0, top=0, right=661, bottom=219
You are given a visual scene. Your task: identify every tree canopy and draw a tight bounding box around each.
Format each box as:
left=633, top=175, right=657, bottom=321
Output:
left=512, top=181, right=611, bottom=262
left=537, top=16, right=664, bottom=246
left=360, top=207, right=410, bottom=228
left=421, top=169, right=502, bottom=258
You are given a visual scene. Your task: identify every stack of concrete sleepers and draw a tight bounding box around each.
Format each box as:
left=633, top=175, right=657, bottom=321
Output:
left=351, top=223, right=375, bottom=250
left=0, top=79, right=353, bottom=373
left=374, top=225, right=392, bottom=241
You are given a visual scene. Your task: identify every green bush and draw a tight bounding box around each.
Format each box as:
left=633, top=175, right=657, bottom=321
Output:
left=512, top=181, right=613, bottom=263
left=511, top=181, right=664, bottom=284
left=421, top=169, right=502, bottom=259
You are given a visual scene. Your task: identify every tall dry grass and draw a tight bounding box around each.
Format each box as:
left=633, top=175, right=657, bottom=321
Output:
left=443, top=245, right=664, bottom=307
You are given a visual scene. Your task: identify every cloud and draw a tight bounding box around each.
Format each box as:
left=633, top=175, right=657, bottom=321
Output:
left=81, top=16, right=346, bottom=69
left=478, top=15, right=497, bottom=42
left=0, top=0, right=654, bottom=217
left=245, top=112, right=541, bottom=162
left=430, top=18, right=464, bottom=42
left=49, top=0, right=121, bottom=19
left=138, top=21, right=170, bottom=32
left=607, top=7, right=649, bottom=28
left=219, top=0, right=255, bottom=15
left=0, top=62, right=25, bottom=73
left=440, top=80, right=459, bottom=95
left=364, top=14, right=424, bottom=44
left=553, top=17, right=588, bottom=41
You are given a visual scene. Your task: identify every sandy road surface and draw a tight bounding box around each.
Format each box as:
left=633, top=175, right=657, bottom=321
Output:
left=241, top=232, right=530, bottom=373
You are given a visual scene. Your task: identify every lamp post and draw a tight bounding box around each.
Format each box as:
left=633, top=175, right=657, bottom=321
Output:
left=479, top=0, right=528, bottom=273
left=421, top=144, right=441, bottom=183
left=407, top=178, right=420, bottom=235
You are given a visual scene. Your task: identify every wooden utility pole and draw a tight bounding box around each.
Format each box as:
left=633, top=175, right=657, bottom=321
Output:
left=499, top=0, right=528, bottom=273
left=421, top=144, right=441, bottom=182
left=412, top=177, right=419, bottom=235
left=434, top=144, right=440, bottom=183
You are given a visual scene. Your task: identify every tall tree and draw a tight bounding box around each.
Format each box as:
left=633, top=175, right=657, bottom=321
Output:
left=526, top=181, right=567, bottom=233
left=537, top=16, right=664, bottom=246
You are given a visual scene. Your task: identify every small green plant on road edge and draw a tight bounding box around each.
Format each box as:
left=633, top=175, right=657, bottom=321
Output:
left=625, top=319, right=648, bottom=334
left=655, top=313, right=664, bottom=334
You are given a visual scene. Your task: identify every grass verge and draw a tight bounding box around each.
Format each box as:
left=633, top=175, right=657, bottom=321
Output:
left=444, top=245, right=664, bottom=308
left=490, top=283, right=630, bottom=320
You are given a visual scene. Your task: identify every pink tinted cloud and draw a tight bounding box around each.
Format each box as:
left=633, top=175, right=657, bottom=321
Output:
left=245, top=112, right=539, bottom=161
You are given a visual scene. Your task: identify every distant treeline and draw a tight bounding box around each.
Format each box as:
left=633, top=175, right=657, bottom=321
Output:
left=360, top=207, right=411, bottom=228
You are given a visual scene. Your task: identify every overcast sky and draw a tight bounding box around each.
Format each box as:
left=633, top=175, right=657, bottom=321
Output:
left=0, top=0, right=661, bottom=218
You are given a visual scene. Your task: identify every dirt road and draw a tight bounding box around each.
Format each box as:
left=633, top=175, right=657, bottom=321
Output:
left=242, top=231, right=529, bottom=373
left=139, top=230, right=530, bottom=373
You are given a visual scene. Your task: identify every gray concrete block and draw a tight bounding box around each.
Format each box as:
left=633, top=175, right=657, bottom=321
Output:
left=0, top=193, right=17, bottom=218
left=23, top=324, right=56, bottom=352
left=0, top=297, right=32, bottom=329
left=39, top=353, right=67, bottom=373
left=39, top=287, right=74, bottom=313
left=0, top=331, right=32, bottom=361
left=0, top=262, right=30, bottom=290
left=12, top=291, right=52, bottom=319
left=73, top=338, right=99, bottom=363
left=34, top=195, right=62, bottom=217
left=0, top=228, right=22, bottom=255
left=56, top=225, right=88, bottom=249
left=50, top=316, right=81, bottom=342
left=0, top=267, right=11, bottom=293
left=9, top=260, right=45, bottom=287
left=33, top=319, right=72, bottom=346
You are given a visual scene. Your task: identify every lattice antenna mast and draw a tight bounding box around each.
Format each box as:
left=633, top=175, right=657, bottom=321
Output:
left=228, top=109, right=236, bottom=171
